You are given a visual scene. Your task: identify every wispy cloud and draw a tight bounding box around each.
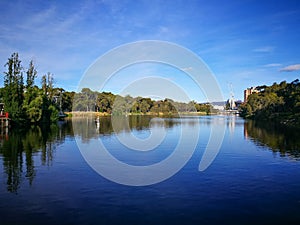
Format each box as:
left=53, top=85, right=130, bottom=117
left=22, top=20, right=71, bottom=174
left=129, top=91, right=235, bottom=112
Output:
left=280, top=64, right=300, bottom=72
left=253, top=46, right=275, bottom=53
left=0, top=0, right=299, bottom=98
left=263, top=63, right=282, bottom=67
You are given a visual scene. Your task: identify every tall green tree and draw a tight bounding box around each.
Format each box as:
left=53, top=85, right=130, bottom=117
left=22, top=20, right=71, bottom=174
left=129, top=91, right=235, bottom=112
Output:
left=40, top=73, right=58, bottom=123
left=3, top=53, right=25, bottom=122
left=26, top=60, right=37, bottom=89
left=23, top=60, right=42, bottom=123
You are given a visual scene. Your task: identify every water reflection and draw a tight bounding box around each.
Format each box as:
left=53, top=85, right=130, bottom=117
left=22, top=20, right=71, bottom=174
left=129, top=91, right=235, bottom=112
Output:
left=72, top=115, right=183, bottom=140
left=1, top=116, right=300, bottom=193
left=0, top=122, right=73, bottom=193
left=244, top=120, right=300, bottom=158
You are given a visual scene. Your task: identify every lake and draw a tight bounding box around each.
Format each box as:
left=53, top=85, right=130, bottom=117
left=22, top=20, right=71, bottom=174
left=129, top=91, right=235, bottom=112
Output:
left=0, top=115, right=300, bottom=225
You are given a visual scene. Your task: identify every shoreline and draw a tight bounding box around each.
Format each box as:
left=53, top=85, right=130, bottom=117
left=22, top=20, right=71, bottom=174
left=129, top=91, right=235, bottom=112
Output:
left=65, top=111, right=210, bottom=117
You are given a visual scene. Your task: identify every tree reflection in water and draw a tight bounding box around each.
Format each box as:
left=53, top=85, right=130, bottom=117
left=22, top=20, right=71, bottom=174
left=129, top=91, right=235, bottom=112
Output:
left=2, top=116, right=299, bottom=194
left=0, top=117, right=169, bottom=193
left=0, top=121, right=73, bottom=193
left=244, top=120, right=300, bottom=158
left=0, top=116, right=186, bottom=193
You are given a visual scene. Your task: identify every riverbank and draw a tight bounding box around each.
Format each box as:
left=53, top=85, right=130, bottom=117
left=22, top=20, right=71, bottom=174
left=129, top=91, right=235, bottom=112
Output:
left=239, top=79, right=300, bottom=129
left=267, top=113, right=300, bottom=128
left=66, top=111, right=210, bottom=117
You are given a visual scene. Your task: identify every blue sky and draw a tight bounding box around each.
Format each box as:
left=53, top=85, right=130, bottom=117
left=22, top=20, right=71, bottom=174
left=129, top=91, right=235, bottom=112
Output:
left=0, top=0, right=299, bottom=102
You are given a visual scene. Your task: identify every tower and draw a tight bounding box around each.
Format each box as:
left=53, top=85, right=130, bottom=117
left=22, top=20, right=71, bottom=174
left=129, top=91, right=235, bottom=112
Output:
left=228, top=83, right=236, bottom=110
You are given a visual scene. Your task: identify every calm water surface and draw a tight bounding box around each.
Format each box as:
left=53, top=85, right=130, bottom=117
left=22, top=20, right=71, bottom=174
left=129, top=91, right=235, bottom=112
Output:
left=0, top=115, right=300, bottom=225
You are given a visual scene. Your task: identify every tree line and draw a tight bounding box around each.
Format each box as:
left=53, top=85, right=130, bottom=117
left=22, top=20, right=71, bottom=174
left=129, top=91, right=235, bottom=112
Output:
left=0, top=53, right=74, bottom=125
left=72, top=88, right=212, bottom=115
left=239, top=79, right=300, bottom=127
left=1, top=53, right=211, bottom=125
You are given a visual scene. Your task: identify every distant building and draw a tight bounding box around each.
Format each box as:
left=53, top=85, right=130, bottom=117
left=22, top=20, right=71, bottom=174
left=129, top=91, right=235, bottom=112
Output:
left=211, top=101, right=226, bottom=111
left=228, top=97, right=236, bottom=110
left=244, top=87, right=259, bottom=102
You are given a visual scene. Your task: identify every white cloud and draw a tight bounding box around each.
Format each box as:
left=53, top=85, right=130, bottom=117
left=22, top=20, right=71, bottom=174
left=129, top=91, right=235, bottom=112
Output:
left=264, top=63, right=282, bottom=67
left=280, top=64, right=300, bottom=72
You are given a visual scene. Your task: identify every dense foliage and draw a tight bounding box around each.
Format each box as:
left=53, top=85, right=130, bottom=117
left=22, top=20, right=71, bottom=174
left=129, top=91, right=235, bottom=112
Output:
left=0, top=53, right=73, bottom=125
left=1, top=52, right=211, bottom=125
left=239, top=79, right=300, bottom=126
left=72, top=88, right=212, bottom=115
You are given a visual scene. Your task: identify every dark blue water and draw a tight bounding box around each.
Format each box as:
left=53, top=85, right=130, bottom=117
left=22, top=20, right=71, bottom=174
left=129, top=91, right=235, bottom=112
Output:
left=0, top=116, right=300, bottom=225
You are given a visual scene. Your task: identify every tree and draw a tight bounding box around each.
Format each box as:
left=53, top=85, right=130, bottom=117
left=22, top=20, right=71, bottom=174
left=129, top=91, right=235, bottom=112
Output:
left=1, top=53, right=61, bottom=124
left=41, top=74, right=47, bottom=95
left=47, top=72, right=54, bottom=99
left=81, top=88, right=97, bottom=111
left=23, top=61, right=41, bottom=123
left=3, top=53, right=25, bottom=122
left=239, top=79, right=300, bottom=126
left=23, top=87, right=43, bottom=123
left=61, top=91, right=75, bottom=112
left=26, top=60, right=37, bottom=89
